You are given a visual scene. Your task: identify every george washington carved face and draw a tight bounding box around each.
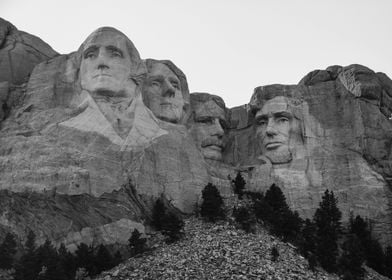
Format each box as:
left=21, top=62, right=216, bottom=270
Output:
left=79, top=27, right=142, bottom=99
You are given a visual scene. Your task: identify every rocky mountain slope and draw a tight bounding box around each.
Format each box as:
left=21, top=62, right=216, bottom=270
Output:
left=95, top=217, right=388, bottom=280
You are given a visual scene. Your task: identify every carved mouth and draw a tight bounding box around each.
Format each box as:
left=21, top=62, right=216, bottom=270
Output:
left=205, top=145, right=222, bottom=151
left=93, top=73, right=112, bottom=78
left=202, top=143, right=223, bottom=153
left=265, top=142, right=282, bottom=149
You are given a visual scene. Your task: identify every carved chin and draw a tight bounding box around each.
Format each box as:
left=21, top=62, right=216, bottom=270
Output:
left=157, top=110, right=182, bottom=123
left=264, top=147, right=292, bottom=164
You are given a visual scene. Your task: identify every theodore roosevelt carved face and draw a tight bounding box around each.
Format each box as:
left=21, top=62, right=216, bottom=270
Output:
left=188, top=93, right=228, bottom=161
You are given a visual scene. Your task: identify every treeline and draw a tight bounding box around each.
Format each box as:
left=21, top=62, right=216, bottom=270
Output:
left=200, top=172, right=392, bottom=280
left=0, top=197, right=186, bottom=279
left=2, top=172, right=391, bottom=280
left=0, top=230, right=123, bottom=280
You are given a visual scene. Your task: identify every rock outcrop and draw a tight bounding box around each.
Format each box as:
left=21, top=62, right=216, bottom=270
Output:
left=0, top=23, right=214, bottom=250
left=0, top=18, right=58, bottom=85
left=0, top=18, right=391, bottom=250
left=225, top=65, right=392, bottom=244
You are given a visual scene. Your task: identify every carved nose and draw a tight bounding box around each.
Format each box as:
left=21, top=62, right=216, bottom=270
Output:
left=96, top=51, right=109, bottom=70
left=213, top=119, right=224, bottom=137
left=162, top=81, right=175, bottom=97
left=265, top=121, right=277, bottom=136
left=98, top=64, right=109, bottom=70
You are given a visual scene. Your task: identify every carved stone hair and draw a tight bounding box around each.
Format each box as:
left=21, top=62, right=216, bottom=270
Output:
left=250, top=84, right=304, bottom=120
left=188, top=92, right=228, bottom=125
left=190, top=92, right=226, bottom=111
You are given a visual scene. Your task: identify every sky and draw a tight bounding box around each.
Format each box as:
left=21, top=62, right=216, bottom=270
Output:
left=2, top=0, right=392, bottom=108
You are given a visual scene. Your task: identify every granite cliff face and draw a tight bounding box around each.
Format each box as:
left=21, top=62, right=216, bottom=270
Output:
left=225, top=65, right=392, bottom=244
left=0, top=22, right=213, bottom=250
left=0, top=18, right=58, bottom=122
left=0, top=18, right=57, bottom=85
left=0, top=18, right=391, bottom=249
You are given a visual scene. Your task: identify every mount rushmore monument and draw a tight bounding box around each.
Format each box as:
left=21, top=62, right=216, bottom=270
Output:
left=0, top=18, right=391, bottom=249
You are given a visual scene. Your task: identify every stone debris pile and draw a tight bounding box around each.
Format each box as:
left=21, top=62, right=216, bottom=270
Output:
left=96, top=218, right=341, bottom=280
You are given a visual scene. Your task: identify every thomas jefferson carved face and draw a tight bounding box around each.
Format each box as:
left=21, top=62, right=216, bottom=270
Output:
left=189, top=94, right=227, bottom=161
left=80, top=29, right=133, bottom=97
left=143, top=62, right=185, bottom=123
left=255, top=96, right=301, bottom=164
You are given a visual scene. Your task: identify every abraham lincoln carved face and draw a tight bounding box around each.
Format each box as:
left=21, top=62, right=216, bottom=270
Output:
left=255, top=96, right=302, bottom=164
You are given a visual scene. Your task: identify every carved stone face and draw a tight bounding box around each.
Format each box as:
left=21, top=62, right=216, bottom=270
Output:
left=80, top=30, right=132, bottom=97
left=189, top=99, right=227, bottom=161
left=143, top=62, right=185, bottom=123
left=255, top=96, right=301, bottom=164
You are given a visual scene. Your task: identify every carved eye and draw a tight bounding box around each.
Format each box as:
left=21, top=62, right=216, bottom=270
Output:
left=197, top=117, right=214, bottom=124
left=84, top=51, right=96, bottom=59
left=111, top=50, right=123, bottom=58
left=171, top=81, right=180, bottom=90
left=256, top=118, right=267, bottom=126
left=151, top=80, right=161, bottom=87
left=277, top=117, right=289, bottom=123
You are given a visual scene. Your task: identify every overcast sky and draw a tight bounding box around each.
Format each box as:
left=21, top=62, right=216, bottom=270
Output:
left=2, top=0, right=392, bottom=108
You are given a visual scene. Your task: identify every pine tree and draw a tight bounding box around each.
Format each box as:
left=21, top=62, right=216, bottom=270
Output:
left=366, top=238, right=385, bottom=274
left=384, top=246, right=392, bottom=278
left=75, top=243, right=96, bottom=276
left=252, top=192, right=274, bottom=222
left=349, top=215, right=385, bottom=275
left=339, top=234, right=365, bottom=280
left=14, top=230, right=40, bottom=280
left=58, top=243, right=76, bottom=280
left=35, top=239, right=66, bottom=280
left=264, top=184, right=290, bottom=215
left=271, top=246, right=279, bottom=262
left=279, top=210, right=303, bottom=241
left=94, top=244, right=113, bottom=273
left=152, top=198, right=185, bottom=243
left=232, top=205, right=256, bottom=233
left=161, top=212, right=184, bottom=243
left=349, top=215, right=370, bottom=243
left=152, top=198, right=165, bottom=230
left=264, top=184, right=302, bottom=240
left=313, top=190, right=342, bottom=272
left=0, top=233, right=17, bottom=269
left=113, top=250, right=123, bottom=266
left=25, top=230, right=36, bottom=254
left=200, top=183, right=225, bottom=222
left=299, top=219, right=317, bottom=259
left=128, top=229, right=147, bottom=256
left=232, top=172, right=246, bottom=199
